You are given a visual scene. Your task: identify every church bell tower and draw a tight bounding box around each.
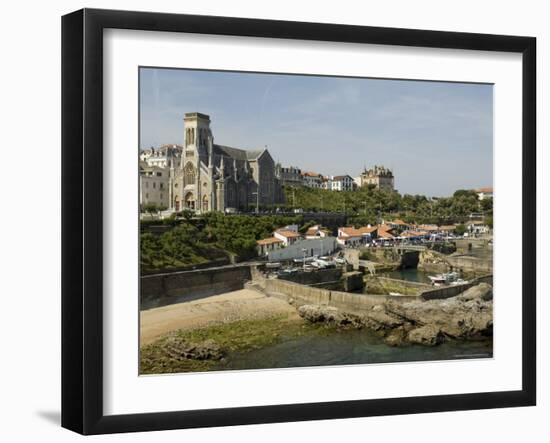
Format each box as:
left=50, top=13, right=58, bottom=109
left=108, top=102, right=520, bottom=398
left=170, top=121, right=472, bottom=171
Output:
left=183, top=112, right=211, bottom=166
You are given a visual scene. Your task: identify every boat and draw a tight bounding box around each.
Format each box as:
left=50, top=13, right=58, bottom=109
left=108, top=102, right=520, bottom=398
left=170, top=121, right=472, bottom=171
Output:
left=428, top=271, right=460, bottom=285
left=293, top=256, right=317, bottom=264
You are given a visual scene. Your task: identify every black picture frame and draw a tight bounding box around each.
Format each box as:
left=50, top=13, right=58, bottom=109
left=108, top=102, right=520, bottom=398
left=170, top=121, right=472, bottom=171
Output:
left=61, top=8, right=536, bottom=435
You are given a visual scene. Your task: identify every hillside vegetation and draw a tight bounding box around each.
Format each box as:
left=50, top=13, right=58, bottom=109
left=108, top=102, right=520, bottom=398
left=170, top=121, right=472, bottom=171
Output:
left=140, top=213, right=302, bottom=272
left=285, top=186, right=492, bottom=226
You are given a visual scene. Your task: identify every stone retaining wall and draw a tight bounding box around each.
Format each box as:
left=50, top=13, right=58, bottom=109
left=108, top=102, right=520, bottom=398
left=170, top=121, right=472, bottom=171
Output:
left=278, top=268, right=342, bottom=286
left=263, top=274, right=493, bottom=309
left=141, top=265, right=252, bottom=309
left=446, top=255, right=493, bottom=274
left=263, top=278, right=418, bottom=312
left=420, top=274, right=493, bottom=300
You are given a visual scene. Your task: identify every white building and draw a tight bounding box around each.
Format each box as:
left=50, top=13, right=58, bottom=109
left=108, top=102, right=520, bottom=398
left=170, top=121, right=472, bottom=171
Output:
left=273, top=225, right=302, bottom=246
left=140, top=144, right=183, bottom=169
left=267, top=237, right=337, bottom=262
left=302, top=171, right=324, bottom=188
left=467, top=220, right=491, bottom=235
left=256, top=237, right=284, bottom=257
left=139, top=162, right=170, bottom=209
left=305, top=225, right=330, bottom=239
left=336, top=226, right=377, bottom=247
left=475, top=187, right=493, bottom=200
left=329, top=175, right=355, bottom=191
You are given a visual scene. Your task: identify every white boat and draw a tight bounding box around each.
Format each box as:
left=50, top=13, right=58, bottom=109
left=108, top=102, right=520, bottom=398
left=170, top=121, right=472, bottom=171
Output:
left=428, top=271, right=460, bottom=285
left=293, top=256, right=316, bottom=264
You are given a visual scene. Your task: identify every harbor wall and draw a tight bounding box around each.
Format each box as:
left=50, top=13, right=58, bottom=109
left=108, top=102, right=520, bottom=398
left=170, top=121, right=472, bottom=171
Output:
left=445, top=255, right=493, bottom=274
left=277, top=268, right=342, bottom=286
left=420, top=275, right=493, bottom=300
left=262, top=273, right=493, bottom=308
left=141, top=265, right=252, bottom=309
left=263, top=278, right=418, bottom=311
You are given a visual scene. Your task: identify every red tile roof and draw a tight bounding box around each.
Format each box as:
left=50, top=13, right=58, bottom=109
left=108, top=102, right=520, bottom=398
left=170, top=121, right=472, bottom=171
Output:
left=276, top=229, right=302, bottom=238
left=339, top=226, right=377, bottom=237
left=257, top=237, right=284, bottom=245
left=378, top=230, right=394, bottom=239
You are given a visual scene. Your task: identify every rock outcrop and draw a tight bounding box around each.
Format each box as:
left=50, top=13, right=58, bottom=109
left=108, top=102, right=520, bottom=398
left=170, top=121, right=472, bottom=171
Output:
left=162, top=337, right=225, bottom=360
left=297, top=283, right=493, bottom=347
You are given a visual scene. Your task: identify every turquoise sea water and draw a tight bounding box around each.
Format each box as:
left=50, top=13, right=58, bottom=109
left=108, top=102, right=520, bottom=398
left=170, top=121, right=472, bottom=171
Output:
left=214, top=328, right=493, bottom=371
left=383, top=268, right=433, bottom=284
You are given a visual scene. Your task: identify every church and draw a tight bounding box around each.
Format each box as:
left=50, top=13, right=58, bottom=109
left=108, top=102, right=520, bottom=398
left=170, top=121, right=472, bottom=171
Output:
left=141, top=112, right=284, bottom=213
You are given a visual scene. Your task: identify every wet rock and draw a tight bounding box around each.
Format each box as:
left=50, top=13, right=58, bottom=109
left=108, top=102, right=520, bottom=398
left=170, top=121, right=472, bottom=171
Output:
left=298, top=305, right=339, bottom=323
left=297, top=305, right=364, bottom=329
left=384, top=327, right=407, bottom=346
left=385, top=283, right=493, bottom=340
left=163, top=337, right=224, bottom=361
left=364, top=308, right=404, bottom=331
left=297, top=283, right=493, bottom=345
left=456, top=282, right=493, bottom=301
left=407, top=325, right=445, bottom=346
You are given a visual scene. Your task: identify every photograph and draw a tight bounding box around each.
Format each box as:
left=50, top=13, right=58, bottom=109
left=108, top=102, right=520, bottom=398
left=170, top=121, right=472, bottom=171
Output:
left=138, top=68, right=494, bottom=375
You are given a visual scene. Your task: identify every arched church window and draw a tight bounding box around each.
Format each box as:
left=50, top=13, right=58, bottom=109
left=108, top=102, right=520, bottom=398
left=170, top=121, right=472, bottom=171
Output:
left=184, top=162, right=196, bottom=185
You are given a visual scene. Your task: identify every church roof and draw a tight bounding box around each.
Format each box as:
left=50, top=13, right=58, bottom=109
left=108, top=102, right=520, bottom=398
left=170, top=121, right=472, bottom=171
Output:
left=246, top=150, right=265, bottom=160
left=213, top=144, right=266, bottom=161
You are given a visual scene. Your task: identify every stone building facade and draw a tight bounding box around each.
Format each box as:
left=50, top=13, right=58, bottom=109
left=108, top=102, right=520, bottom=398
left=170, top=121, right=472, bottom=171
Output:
left=140, top=144, right=183, bottom=169
left=359, top=165, right=395, bottom=191
left=275, top=164, right=303, bottom=187
left=139, top=162, right=170, bottom=208
left=144, top=112, right=284, bottom=213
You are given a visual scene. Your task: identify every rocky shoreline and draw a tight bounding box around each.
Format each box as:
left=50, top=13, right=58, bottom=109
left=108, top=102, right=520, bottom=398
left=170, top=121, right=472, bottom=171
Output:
left=297, top=282, right=493, bottom=347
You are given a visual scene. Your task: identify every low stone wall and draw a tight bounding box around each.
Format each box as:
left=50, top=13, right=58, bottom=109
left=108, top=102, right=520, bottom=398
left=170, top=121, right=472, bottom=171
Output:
left=420, top=274, right=493, bottom=300
left=446, top=255, right=493, bottom=274
left=278, top=268, right=342, bottom=286
left=341, top=271, right=364, bottom=292
left=263, top=278, right=418, bottom=312
left=263, top=273, right=493, bottom=309
left=141, top=265, right=252, bottom=309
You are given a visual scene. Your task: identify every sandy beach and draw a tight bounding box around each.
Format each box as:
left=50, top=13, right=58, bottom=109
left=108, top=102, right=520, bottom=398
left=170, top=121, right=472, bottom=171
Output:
left=140, top=289, right=297, bottom=346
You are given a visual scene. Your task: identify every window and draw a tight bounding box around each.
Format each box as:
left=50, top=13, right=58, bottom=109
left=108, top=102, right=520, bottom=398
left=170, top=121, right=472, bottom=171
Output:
left=153, top=182, right=156, bottom=189
left=160, top=183, right=164, bottom=189
left=184, top=162, right=195, bottom=185
left=156, top=172, right=162, bottom=177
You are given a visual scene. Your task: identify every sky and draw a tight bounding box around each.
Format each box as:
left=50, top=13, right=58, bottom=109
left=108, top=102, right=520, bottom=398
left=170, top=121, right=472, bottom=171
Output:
left=139, top=67, right=493, bottom=197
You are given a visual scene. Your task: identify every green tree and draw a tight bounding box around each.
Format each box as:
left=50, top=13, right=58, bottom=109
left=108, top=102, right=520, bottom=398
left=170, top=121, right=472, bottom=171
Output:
left=454, top=224, right=467, bottom=236
left=142, top=202, right=159, bottom=218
